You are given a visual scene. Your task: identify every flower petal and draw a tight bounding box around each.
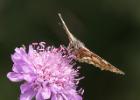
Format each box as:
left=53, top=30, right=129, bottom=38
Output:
left=51, top=94, right=57, bottom=100
left=41, top=87, right=51, bottom=99
left=23, top=74, right=36, bottom=82
left=7, top=72, right=23, bottom=82
left=12, top=64, right=35, bottom=74
left=12, top=47, right=27, bottom=63
left=67, top=93, right=82, bottom=100
left=11, top=47, right=35, bottom=73
left=51, top=94, right=63, bottom=100
left=61, top=93, right=68, bottom=100
left=36, top=89, right=44, bottom=100
left=73, top=94, right=82, bottom=100
left=20, top=82, right=32, bottom=94
left=20, top=87, right=35, bottom=100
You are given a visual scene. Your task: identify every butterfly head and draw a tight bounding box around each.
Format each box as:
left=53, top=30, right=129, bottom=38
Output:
left=68, top=37, right=86, bottom=52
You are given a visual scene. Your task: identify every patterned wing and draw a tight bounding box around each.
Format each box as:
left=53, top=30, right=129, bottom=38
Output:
left=75, top=48, right=125, bottom=74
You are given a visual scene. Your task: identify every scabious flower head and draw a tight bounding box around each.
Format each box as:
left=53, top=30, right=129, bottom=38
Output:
left=7, top=42, right=83, bottom=100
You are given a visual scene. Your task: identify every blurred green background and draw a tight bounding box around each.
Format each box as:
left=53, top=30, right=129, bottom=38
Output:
left=0, top=0, right=140, bottom=100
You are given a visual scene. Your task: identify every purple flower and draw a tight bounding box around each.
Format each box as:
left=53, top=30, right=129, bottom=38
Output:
left=7, top=42, right=83, bottom=100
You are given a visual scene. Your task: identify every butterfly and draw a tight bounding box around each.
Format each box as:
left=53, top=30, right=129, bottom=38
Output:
left=58, top=13, right=125, bottom=75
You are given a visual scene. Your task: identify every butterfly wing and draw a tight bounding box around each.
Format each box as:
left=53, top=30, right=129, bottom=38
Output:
left=75, top=47, right=125, bottom=74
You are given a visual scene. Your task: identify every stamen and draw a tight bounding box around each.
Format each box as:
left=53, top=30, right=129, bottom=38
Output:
left=32, top=42, right=46, bottom=52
